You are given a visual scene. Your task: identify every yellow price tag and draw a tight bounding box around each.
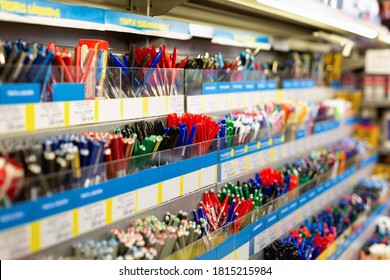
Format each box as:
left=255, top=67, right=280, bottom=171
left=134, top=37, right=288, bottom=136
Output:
left=275, top=89, right=285, bottom=103
left=270, top=148, right=275, bottom=163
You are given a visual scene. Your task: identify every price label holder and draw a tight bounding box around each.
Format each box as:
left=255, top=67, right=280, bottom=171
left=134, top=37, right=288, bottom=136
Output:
left=68, top=100, right=95, bottom=125
left=186, top=95, right=202, bottom=114
left=0, top=104, right=26, bottom=133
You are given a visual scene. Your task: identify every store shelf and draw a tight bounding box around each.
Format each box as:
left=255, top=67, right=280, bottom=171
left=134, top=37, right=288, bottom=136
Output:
left=0, top=0, right=192, bottom=39
left=361, top=100, right=390, bottom=108
left=0, top=84, right=334, bottom=138
left=0, top=117, right=356, bottom=259
left=187, top=81, right=334, bottom=115
left=326, top=196, right=390, bottom=260
left=225, top=0, right=385, bottom=39
left=378, top=147, right=390, bottom=155
left=186, top=154, right=377, bottom=260
left=0, top=96, right=184, bottom=138
left=25, top=152, right=377, bottom=261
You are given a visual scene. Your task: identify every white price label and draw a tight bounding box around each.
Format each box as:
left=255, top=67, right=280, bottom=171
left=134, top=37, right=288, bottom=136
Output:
left=162, top=177, right=181, bottom=202
left=201, top=166, right=216, bottom=187
left=297, top=138, right=304, bottom=153
left=41, top=212, right=73, bottom=249
left=112, top=192, right=136, bottom=221
left=307, top=136, right=314, bottom=150
left=249, top=152, right=261, bottom=170
left=0, top=105, right=26, bottom=133
left=148, top=96, right=166, bottom=117
left=254, top=231, right=267, bottom=254
left=236, top=156, right=247, bottom=174
left=289, top=211, right=299, bottom=228
left=294, top=89, right=301, bottom=100
left=274, top=146, right=282, bottom=161
left=266, top=223, right=279, bottom=244
left=123, top=98, right=142, bottom=119
left=78, top=201, right=106, bottom=234
left=262, top=149, right=271, bottom=166
left=68, top=100, right=95, bottom=125
left=186, top=96, right=202, bottom=113
left=203, top=95, right=218, bottom=113
left=220, top=161, right=235, bottom=181
left=167, top=95, right=184, bottom=114
left=219, top=94, right=231, bottom=111
left=232, top=94, right=244, bottom=109
left=98, top=99, right=121, bottom=122
left=263, top=91, right=271, bottom=102
left=279, top=217, right=290, bottom=236
left=245, top=92, right=255, bottom=107
left=35, top=102, right=65, bottom=129
left=0, top=225, right=30, bottom=259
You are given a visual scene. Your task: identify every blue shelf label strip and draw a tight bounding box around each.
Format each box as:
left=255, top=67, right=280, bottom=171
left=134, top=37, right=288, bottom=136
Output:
left=202, top=81, right=277, bottom=95
left=0, top=0, right=105, bottom=24
left=0, top=83, right=40, bottom=104
left=265, top=211, right=279, bottom=229
left=213, top=28, right=270, bottom=45
left=282, top=79, right=315, bottom=89
left=105, top=10, right=189, bottom=35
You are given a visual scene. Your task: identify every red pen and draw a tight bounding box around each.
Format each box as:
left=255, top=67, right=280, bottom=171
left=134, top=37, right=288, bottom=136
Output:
left=74, top=46, right=81, bottom=83
left=104, top=147, right=116, bottom=179
left=80, top=48, right=96, bottom=83
left=54, top=48, right=74, bottom=83
left=209, top=189, right=221, bottom=212
left=177, top=57, right=188, bottom=68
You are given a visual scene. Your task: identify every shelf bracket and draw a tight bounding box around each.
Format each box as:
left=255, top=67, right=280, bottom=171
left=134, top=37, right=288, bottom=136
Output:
left=128, top=0, right=189, bottom=16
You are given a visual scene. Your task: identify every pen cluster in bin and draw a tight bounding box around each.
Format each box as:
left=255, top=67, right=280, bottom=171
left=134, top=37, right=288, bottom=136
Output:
left=71, top=212, right=206, bottom=260
left=106, top=45, right=185, bottom=98
left=264, top=176, right=388, bottom=260
left=194, top=145, right=359, bottom=235
left=360, top=215, right=390, bottom=260
left=48, top=137, right=369, bottom=260
left=0, top=39, right=108, bottom=101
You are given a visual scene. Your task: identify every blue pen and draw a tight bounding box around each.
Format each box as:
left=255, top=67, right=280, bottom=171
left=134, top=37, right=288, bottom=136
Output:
left=187, top=124, right=197, bottom=145
left=199, top=207, right=207, bottom=221
left=219, top=119, right=226, bottom=149
left=79, top=138, right=90, bottom=169
left=193, top=209, right=200, bottom=224
left=226, top=199, right=236, bottom=225
left=178, top=124, right=187, bottom=146
left=142, top=49, right=163, bottom=84
left=109, top=53, right=130, bottom=83
left=217, top=52, right=224, bottom=69
left=122, top=55, right=129, bottom=67
left=84, top=140, right=100, bottom=187
left=40, top=64, right=52, bottom=101
left=32, top=49, right=54, bottom=83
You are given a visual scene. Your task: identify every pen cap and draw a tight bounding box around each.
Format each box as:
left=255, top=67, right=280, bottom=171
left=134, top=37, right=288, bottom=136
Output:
left=79, top=40, right=109, bottom=50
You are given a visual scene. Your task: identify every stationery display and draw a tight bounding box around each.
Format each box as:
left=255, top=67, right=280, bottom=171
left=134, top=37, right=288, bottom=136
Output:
left=360, top=215, right=390, bottom=260
left=0, top=101, right=344, bottom=207
left=264, top=177, right=388, bottom=260
left=49, top=138, right=368, bottom=260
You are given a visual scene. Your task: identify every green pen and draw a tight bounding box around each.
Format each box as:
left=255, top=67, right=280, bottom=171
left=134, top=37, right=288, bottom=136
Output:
left=254, top=196, right=260, bottom=208
left=142, top=137, right=156, bottom=154
left=226, top=120, right=234, bottom=148
left=228, top=183, right=235, bottom=194
left=244, top=184, right=250, bottom=200
left=254, top=189, right=259, bottom=199
left=238, top=187, right=244, bottom=200
left=114, top=128, right=121, bottom=135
